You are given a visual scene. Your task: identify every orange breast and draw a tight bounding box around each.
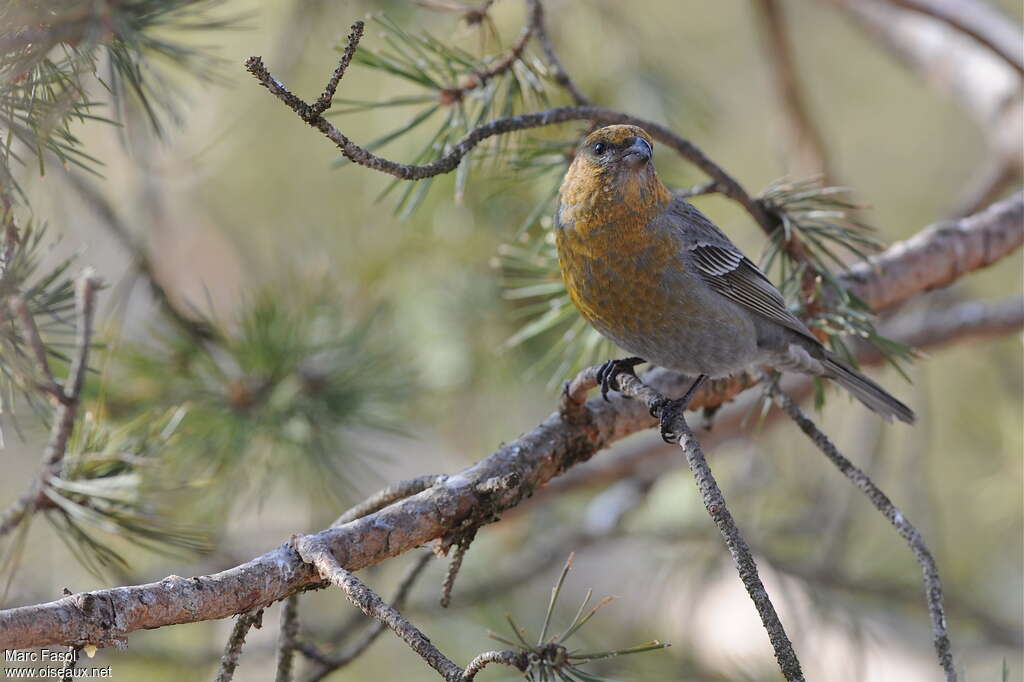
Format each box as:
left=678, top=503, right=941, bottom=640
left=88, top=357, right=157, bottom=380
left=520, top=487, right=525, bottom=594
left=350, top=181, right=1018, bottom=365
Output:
left=556, top=218, right=681, bottom=341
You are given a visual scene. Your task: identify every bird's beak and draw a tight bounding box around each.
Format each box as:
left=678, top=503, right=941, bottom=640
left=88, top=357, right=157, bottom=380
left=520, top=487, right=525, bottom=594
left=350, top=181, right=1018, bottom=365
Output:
left=622, top=137, right=652, bottom=169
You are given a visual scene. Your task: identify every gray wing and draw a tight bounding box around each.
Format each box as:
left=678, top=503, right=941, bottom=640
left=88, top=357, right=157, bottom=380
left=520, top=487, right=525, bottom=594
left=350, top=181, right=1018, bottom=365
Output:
left=664, top=199, right=817, bottom=342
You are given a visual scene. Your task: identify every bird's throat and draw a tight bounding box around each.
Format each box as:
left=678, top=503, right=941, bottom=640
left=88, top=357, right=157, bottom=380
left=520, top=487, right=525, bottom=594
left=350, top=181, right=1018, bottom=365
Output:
left=557, top=166, right=671, bottom=236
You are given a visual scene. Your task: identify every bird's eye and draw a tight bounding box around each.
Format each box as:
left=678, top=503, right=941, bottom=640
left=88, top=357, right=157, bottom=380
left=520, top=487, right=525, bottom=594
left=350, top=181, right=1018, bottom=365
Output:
left=592, top=142, right=607, bottom=156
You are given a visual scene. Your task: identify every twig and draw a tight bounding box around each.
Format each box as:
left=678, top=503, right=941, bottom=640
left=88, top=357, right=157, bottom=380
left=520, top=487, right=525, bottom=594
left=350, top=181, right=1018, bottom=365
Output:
left=674, top=180, right=721, bottom=199
left=439, top=531, right=473, bottom=608
left=214, top=609, right=264, bottom=682
left=293, top=536, right=464, bottom=681
left=8, top=296, right=63, bottom=400
left=59, top=646, right=81, bottom=682
left=296, top=541, right=520, bottom=681
left=332, top=474, right=447, bottom=527
left=613, top=372, right=805, bottom=682
left=444, top=4, right=536, bottom=100
left=244, top=34, right=777, bottom=235
left=307, top=21, right=364, bottom=119
left=63, top=170, right=217, bottom=344
left=0, top=271, right=99, bottom=539
left=752, top=0, right=833, bottom=178
left=524, top=0, right=589, bottom=105
left=767, top=382, right=957, bottom=682
left=300, top=552, right=434, bottom=682
left=461, top=650, right=527, bottom=680
left=275, top=595, right=299, bottom=682
left=882, top=0, right=1024, bottom=76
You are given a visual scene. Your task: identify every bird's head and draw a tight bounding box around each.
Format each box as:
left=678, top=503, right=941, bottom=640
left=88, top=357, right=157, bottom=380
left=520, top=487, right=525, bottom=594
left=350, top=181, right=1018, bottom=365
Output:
left=558, top=125, right=669, bottom=227
left=577, top=125, right=656, bottom=174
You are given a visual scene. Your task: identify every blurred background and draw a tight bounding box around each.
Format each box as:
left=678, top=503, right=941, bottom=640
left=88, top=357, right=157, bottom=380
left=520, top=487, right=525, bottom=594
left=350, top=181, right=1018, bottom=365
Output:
left=1, top=0, right=1022, bottom=680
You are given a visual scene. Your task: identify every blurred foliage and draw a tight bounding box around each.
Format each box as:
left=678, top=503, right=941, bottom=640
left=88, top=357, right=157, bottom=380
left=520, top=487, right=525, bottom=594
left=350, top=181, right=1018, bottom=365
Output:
left=0, top=0, right=234, bottom=191
left=110, top=286, right=409, bottom=515
left=42, top=408, right=210, bottom=578
left=0, top=220, right=77, bottom=437
left=0, top=0, right=414, bottom=576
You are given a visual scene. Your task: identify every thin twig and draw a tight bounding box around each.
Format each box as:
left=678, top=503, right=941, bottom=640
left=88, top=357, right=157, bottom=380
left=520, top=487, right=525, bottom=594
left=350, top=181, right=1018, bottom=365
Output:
left=767, top=381, right=957, bottom=682
left=439, top=532, right=473, bottom=608
left=753, top=0, right=833, bottom=179
left=214, top=609, right=264, bottom=682
left=244, top=36, right=778, bottom=235
left=673, top=180, right=721, bottom=199
left=307, top=21, right=364, bottom=119
left=275, top=595, right=300, bottom=682
left=524, top=0, right=589, bottom=105
left=0, top=271, right=99, bottom=539
left=332, top=474, right=447, bottom=527
left=63, top=170, right=217, bottom=344
left=461, top=650, right=527, bottom=680
left=0, top=196, right=18, bottom=279
left=59, top=646, right=81, bottom=682
left=443, top=4, right=536, bottom=101
left=293, top=536, right=465, bottom=681
left=300, top=552, right=434, bottom=682
left=883, top=0, right=1024, bottom=76
left=9, top=295, right=63, bottom=400
left=611, top=370, right=805, bottom=682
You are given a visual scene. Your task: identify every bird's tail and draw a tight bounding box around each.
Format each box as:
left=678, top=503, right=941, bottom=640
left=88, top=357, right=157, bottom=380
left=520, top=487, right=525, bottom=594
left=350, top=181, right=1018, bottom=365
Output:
left=823, top=352, right=915, bottom=424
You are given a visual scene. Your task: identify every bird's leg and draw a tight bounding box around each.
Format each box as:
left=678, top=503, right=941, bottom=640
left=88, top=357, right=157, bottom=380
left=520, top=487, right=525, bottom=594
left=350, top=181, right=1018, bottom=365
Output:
left=650, top=374, right=708, bottom=443
left=595, top=356, right=646, bottom=401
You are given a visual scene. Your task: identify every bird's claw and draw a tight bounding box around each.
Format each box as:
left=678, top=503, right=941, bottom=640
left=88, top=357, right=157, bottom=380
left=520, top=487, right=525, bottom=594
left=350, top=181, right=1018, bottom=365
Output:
left=653, top=397, right=685, bottom=444
left=652, top=374, right=708, bottom=444
left=596, top=357, right=645, bottom=401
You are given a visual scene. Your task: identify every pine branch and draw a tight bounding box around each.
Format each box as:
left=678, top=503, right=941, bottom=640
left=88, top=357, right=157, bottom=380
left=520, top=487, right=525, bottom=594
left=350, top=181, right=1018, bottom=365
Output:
left=243, top=24, right=776, bottom=235
left=842, top=193, right=1022, bottom=311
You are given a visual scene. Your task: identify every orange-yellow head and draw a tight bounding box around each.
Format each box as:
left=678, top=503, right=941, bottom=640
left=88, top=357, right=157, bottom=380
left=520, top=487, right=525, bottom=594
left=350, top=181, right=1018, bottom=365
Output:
left=558, top=125, right=670, bottom=229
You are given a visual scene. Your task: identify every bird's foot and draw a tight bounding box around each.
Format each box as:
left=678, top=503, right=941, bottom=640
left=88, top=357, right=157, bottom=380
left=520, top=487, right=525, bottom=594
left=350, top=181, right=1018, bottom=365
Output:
left=596, top=357, right=645, bottom=401
left=649, top=374, right=708, bottom=443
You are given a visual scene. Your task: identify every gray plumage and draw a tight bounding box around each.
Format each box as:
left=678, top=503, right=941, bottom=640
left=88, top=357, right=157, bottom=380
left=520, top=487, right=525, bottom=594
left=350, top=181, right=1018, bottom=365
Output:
left=641, top=198, right=914, bottom=423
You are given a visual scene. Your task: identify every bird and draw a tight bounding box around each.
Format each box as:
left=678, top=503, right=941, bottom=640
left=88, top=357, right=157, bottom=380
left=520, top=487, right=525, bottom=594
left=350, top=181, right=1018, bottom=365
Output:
left=554, top=124, right=914, bottom=442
